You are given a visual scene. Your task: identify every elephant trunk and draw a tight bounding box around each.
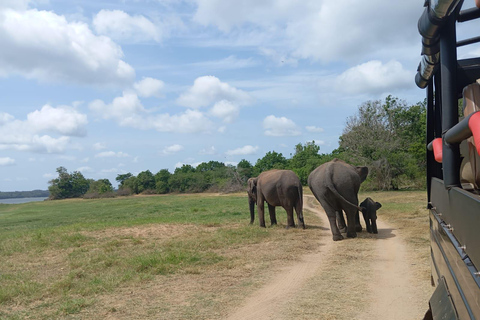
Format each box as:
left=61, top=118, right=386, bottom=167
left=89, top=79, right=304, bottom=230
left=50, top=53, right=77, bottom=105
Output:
left=249, top=198, right=255, bottom=224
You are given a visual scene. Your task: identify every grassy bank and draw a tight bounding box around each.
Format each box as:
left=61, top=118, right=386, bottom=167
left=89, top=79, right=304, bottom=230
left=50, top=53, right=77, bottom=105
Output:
left=0, top=191, right=429, bottom=319
left=0, top=194, right=322, bottom=319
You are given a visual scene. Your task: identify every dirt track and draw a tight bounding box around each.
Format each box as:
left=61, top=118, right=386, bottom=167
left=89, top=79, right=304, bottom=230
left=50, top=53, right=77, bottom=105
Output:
left=226, top=195, right=430, bottom=320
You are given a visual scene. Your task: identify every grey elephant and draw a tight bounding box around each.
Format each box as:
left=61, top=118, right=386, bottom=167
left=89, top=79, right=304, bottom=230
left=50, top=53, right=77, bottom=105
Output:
left=307, top=159, right=368, bottom=241
left=336, top=197, right=382, bottom=234
left=359, top=197, right=382, bottom=234
left=247, top=169, right=305, bottom=229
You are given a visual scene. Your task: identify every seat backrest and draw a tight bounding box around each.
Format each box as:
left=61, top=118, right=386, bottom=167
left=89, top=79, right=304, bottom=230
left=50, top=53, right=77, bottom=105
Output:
left=461, top=82, right=480, bottom=189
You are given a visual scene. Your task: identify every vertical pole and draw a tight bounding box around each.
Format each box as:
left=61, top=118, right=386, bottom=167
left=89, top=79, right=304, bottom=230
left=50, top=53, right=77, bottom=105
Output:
left=426, top=81, right=435, bottom=204
left=439, top=13, right=461, bottom=189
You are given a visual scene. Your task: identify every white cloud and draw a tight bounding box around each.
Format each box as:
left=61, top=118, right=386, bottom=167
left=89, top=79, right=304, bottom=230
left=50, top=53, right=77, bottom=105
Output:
left=306, top=126, right=324, bottom=133
left=199, top=146, right=216, bottom=155
left=43, top=173, right=55, bottom=179
left=0, top=157, right=15, bottom=166
left=176, top=76, right=252, bottom=109
left=0, top=112, right=14, bottom=125
left=336, top=60, right=411, bottom=94
left=226, top=145, right=259, bottom=156
left=0, top=6, right=135, bottom=85
left=95, top=151, right=130, bottom=158
left=0, top=1, right=31, bottom=11
left=209, top=100, right=240, bottom=123
left=89, top=91, right=146, bottom=127
left=76, top=166, right=93, bottom=173
left=93, top=10, right=162, bottom=43
left=150, top=109, right=213, bottom=134
left=0, top=105, right=86, bottom=154
left=90, top=92, right=213, bottom=134
left=192, top=0, right=419, bottom=63
left=263, top=115, right=301, bottom=137
left=190, top=55, right=258, bottom=70
left=93, top=142, right=107, bottom=150
left=259, top=47, right=298, bottom=67
left=162, top=144, right=184, bottom=155
left=134, top=77, right=165, bottom=98
left=27, top=105, right=87, bottom=137
left=193, top=0, right=294, bottom=32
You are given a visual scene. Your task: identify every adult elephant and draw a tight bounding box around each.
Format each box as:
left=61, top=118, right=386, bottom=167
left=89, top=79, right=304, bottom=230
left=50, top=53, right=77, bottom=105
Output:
left=308, top=159, right=368, bottom=241
left=247, top=169, right=305, bottom=229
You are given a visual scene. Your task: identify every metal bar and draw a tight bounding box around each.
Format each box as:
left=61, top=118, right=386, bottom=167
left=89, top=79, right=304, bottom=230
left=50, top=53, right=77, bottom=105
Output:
left=457, top=7, right=480, bottom=22
left=440, top=12, right=462, bottom=188
left=444, top=112, right=476, bottom=144
left=427, top=81, right=435, bottom=203
left=457, top=36, right=480, bottom=47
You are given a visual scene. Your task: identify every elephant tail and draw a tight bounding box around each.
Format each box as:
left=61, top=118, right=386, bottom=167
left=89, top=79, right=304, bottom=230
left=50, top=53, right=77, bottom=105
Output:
left=324, top=164, right=363, bottom=212
left=296, top=183, right=305, bottom=227
left=326, top=184, right=363, bottom=212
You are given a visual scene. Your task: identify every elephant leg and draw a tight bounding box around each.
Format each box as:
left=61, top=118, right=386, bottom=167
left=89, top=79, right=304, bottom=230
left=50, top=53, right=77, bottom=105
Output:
left=336, top=211, right=347, bottom=233
left=258, top=198, right=266, bottom=228
left=345, top=208, right=357, bottom=238
left=320, top=201, right=343, bottom=241
left=362, top=211, right=372, bottom=233
left=268, top=204, right=277, bottom=226
left=295, top=202, right=305, bottom=229
left=285, top=206, right=295, bottom=229
left=355, top=211, right=363, bottom=232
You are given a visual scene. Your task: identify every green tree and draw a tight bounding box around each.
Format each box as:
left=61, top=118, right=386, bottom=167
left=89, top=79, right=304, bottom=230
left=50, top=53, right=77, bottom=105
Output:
left=48, top=167, right=90, bottom=199
left=237, top=159, right=253, bottom=181
left=116, top=173, right=133, bottom=189
left=289, top=141, right=323, bottom=184
left=196, top=161, right=225, bottom=172
left=339, top=96, right=426, bottom=190
left=155, top=169, right=171, bottom=194
left=137, top=170, right=156, bottom=193
left=253, top=151, right=287, bottom=175
left=122, top=176, right=139, bottom=194
left=88, top=179, right=114, bottom=194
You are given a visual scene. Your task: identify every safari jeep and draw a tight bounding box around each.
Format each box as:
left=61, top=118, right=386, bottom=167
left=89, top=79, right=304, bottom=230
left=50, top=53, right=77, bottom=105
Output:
left=416, top=0, right=480, bottom=319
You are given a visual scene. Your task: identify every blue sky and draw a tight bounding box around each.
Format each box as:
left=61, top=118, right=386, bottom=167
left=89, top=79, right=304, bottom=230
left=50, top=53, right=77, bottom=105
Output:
left=1, top=0, right=480, bottom=191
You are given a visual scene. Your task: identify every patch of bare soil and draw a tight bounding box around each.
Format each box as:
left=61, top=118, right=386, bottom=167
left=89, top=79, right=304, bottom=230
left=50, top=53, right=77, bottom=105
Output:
left=225, top=198, right=333, bottom=320
left=225, top=195, right=432, bottom=320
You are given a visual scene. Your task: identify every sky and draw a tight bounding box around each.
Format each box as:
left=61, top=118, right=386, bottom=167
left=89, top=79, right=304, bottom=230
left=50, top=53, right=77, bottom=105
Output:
left=2, top=0, right=480, bottom=192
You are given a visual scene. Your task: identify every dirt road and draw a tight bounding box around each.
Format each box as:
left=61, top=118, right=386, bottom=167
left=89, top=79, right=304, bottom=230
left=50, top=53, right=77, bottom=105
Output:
left=226, top=195, right=431, bottom=320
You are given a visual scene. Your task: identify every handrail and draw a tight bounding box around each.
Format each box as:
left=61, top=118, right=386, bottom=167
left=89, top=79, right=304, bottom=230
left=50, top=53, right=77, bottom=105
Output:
left=416, top=0, right=463, bottom=88
left=427, top=111, right=480, bottom=163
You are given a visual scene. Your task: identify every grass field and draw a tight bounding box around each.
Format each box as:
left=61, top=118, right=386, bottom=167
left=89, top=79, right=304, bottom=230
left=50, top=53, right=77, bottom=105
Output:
left=0, top=191, right=429, bottom=319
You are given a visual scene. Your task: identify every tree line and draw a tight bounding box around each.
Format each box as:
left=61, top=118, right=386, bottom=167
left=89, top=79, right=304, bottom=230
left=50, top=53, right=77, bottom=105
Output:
left=48, top=96, right=426, bottom=200
left=0, top=190, right=50, bottom=199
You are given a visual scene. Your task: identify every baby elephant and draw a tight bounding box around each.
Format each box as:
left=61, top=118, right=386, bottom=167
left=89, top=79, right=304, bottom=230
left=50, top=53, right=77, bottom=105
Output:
left=359, top=197, right=382, bottom=234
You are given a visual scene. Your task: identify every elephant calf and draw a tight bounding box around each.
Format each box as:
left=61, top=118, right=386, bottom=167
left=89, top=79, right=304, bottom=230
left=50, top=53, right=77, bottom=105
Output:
left=308, top=159, right=368, bottom=241
left=247, top=169, right=305, bottom=229
left=359, top=197, right=382, bottom=234
left=337, top=197, right=382, bottom=234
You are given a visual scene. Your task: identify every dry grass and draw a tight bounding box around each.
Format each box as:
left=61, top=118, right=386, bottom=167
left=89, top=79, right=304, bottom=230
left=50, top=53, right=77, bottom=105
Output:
left=0, top=191, right=431, bottom=320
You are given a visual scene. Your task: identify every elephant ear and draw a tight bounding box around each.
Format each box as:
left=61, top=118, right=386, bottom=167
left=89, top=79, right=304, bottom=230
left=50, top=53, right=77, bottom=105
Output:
left=356, top=166, right=369, bottom=183
left=375, top=202, right=382, bottom=210
left=360, top=206, right=367, bottom=214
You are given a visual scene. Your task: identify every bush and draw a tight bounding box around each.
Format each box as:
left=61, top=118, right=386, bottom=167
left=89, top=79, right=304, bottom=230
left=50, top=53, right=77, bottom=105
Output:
left=83, top=192, right=116, bottom=199
left=116, top=188, right=133, bottom=197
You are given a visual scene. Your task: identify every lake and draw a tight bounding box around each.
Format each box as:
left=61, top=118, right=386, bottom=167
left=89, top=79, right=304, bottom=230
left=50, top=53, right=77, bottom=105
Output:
left=0, top=197, right=48, bottom=204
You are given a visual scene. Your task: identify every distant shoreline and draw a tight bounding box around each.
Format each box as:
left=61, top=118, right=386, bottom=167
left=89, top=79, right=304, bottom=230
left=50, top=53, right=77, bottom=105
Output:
left=0, top=197, right=48, bottom=204
left=0, top=190, right=49, bottom=200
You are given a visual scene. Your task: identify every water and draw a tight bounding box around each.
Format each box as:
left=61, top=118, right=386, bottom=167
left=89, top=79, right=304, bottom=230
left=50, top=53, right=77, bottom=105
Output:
left=0, top=197, right=48, bottom=204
